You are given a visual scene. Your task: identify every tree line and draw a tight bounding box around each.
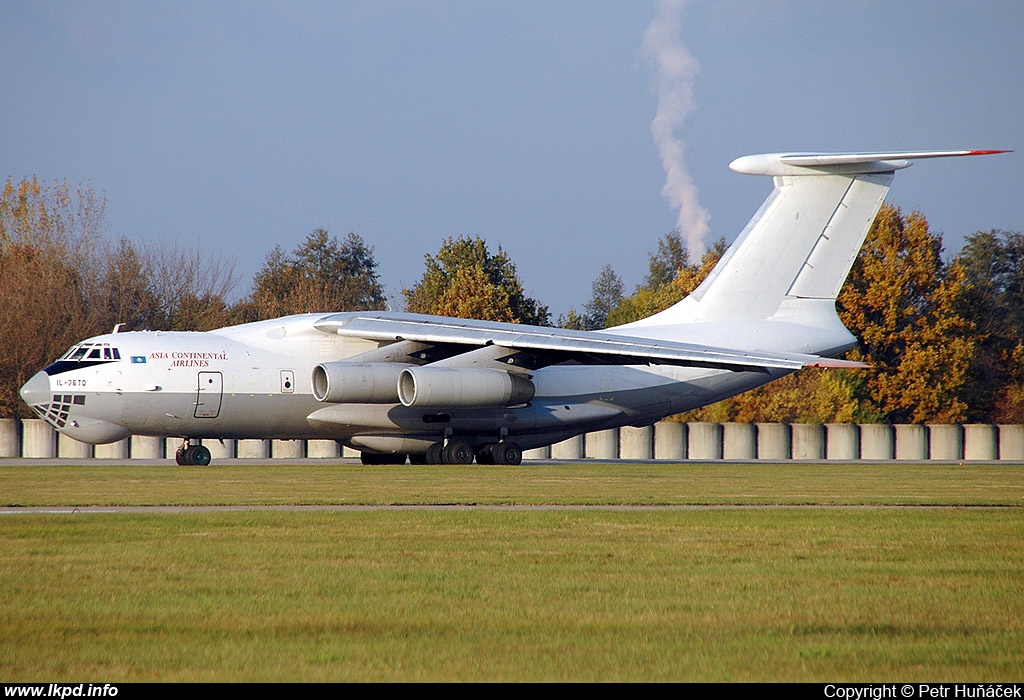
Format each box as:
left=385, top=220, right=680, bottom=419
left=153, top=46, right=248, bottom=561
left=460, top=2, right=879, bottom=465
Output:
left=2, top=176, right=1022, bottom=425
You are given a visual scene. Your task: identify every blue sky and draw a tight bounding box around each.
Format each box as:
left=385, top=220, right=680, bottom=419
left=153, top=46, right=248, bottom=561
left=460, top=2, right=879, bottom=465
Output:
left=3, top=1, right=1022, bottom=319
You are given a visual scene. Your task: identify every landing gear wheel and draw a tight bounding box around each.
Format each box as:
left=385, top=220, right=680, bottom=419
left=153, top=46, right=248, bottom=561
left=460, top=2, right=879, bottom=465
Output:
left=408, top=453, right=428, bottom=465
left=476, top=445, right=495, bottom=465
left=494, top=442, right=522, bottom=465
left=175, top=444, right=212, bottom=466
left=190, top=445, right=212, bottom=466
left=499, top=442, right=524, bottom=464
left=426, top=442, right=445, bottom=464
left=443, top=440, right=475, bottom=464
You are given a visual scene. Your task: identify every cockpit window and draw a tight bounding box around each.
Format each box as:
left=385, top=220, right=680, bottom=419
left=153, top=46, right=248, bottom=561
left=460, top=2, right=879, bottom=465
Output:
left=45, top=342, right=123, bottom=377
left=58, top=343, right=122, bottom=363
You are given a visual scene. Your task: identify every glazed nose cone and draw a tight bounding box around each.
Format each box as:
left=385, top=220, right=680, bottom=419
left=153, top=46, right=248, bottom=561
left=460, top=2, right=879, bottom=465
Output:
left=20, top=371, right=51, bottom=407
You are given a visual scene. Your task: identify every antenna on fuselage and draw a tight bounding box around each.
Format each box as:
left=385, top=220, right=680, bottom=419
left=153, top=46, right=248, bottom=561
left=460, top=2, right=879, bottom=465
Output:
left=112, top=323, right=125, bottom=334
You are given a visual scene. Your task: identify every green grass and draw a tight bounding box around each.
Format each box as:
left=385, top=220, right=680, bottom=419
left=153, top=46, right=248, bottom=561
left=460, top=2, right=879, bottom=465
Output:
left=2, top=461, right=1022, bottom=507
left=0, top=462, right=1021, bottom=681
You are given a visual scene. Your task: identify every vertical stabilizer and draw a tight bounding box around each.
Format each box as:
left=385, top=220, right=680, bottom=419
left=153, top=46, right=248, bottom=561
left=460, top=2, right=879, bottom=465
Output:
left=624, top=150, right=1008, bottom=331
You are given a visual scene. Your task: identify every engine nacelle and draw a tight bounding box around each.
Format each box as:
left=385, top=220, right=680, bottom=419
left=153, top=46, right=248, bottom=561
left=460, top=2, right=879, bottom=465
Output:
left=311, top=362, right=405, bottom=403
left=398, top=367, right=534, bottom=408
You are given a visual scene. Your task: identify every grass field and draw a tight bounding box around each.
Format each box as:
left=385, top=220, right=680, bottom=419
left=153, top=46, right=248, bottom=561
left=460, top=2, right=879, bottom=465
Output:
left=1, top=461, right=1022, bottom=682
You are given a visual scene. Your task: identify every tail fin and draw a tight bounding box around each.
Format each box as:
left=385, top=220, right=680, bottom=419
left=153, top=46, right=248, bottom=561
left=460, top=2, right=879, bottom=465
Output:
left=628, top=150, right=1008, bottom=328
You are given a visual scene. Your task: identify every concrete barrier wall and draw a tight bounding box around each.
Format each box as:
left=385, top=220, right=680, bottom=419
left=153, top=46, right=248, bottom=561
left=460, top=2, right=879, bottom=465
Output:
left=620, top=426, right=653, bottom=460
left=21, top=419, right=56, bottom=458
left=688, top=422, right=723, bottom=460
left=792, top=424, right=825, bottom=460
left=654, top=422, right=686, bottom=460
left=94, top=438, right=129, bottom=459
left=307, top=440, right=341, bottom=459
left=131, top=436, right=165, bottom=460
left=0, top=418, right=21, bottom=457
left=860, top=424, right=895, bottom=460
left=272, top=440, right=305, bottom=459
left=585, top=429, right=618, bottom=460
left=826, top=423, right=859, bottom=460
left=206, top=439, right=237, bottom=460
left=757, top=423, right=791, bottom=460
left=964, top=424, right=998, bottom=460
left=551, top=434, right=584, bottom=460
left=3, top=418, right=1024, bottom=462
left=928, top=424, right=962, bottom=461
left=999, top=425, right=1024, bottom=461
left=237, top=439, right=271, bottom=459
left=723, top=423, right=756, bottom=460
left=895, top=424, right=928, bottom=460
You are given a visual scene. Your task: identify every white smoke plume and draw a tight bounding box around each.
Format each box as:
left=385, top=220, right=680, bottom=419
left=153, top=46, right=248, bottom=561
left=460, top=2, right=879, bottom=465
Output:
left=642, top=0, right=710, bottom=257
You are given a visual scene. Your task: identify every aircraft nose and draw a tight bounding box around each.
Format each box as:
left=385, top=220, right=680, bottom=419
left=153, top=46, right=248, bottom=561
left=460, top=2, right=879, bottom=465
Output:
left=20, top=371, right=52, bottom=407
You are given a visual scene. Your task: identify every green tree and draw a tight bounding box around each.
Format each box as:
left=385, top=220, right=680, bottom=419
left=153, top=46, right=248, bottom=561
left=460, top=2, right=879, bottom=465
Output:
left=956, top=229, right=1024, bottom=421
left=403, top=236, right=549, bottom=325
left=605, top=235, right=726, bottom=327
left=559, top=264, right=625, bottom=330
left=248, top=229, right=386, bottom=319
left=643, top=230, right=688, bottom=290
left=557, top=308, right=588, bottom=330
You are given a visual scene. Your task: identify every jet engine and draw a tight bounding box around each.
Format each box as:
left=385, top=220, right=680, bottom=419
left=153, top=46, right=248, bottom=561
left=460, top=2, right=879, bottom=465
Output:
left=398, top=367, right=534, bottom=408
left=311, top=362, right=405, bottom=403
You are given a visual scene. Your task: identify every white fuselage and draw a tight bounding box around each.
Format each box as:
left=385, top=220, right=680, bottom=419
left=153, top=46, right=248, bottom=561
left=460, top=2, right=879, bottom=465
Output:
left=21, top=314, right=788, bottom=452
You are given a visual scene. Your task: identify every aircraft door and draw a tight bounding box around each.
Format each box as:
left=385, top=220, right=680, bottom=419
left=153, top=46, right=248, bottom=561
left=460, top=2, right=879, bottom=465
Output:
left=195, top=371, right=223, bottom=418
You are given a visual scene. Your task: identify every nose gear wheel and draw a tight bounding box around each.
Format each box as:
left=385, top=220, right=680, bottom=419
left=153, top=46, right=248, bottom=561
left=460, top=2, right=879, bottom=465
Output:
left=175, top=441, right=212, bottom=466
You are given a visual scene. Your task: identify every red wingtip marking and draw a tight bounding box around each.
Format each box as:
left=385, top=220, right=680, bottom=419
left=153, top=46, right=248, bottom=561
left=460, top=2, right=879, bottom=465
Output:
left=967, top=149, right=1012, bottom=155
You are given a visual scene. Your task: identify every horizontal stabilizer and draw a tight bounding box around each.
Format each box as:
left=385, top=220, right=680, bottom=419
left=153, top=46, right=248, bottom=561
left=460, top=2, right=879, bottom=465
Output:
left=730, top=149, right=1010, bottom=176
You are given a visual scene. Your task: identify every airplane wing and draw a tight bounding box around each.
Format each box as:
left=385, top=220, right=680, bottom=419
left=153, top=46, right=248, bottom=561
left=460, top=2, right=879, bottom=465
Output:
left=313, top=311, right=865, bottom=373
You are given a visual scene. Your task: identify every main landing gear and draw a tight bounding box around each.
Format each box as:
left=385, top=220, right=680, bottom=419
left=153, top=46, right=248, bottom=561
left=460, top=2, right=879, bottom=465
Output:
left=476, top=441, right=523, bottom=466
left=359, top=440, right=523, bottom=465
left=433, top=439, right=523, bottom=465
left=175, top=440, right=212, bottom=466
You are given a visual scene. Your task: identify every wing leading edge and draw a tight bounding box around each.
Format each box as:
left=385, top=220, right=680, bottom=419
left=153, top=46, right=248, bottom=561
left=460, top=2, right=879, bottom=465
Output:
left=314, top=312, right=866, bottom=373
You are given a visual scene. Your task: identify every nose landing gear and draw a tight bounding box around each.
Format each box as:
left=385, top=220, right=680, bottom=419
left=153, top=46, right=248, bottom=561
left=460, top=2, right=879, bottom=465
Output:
left=175, top=440, right=212, bottom=466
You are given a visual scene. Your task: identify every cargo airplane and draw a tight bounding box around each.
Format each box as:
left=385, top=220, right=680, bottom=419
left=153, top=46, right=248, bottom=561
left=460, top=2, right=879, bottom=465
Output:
left=20, top=149, right=1007, bottom=465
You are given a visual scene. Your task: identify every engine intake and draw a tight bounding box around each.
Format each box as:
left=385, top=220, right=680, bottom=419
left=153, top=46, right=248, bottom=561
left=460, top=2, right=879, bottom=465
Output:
left=398, top=367, right=534, bottom=408
left=312, top=362, right=405, bottom=403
